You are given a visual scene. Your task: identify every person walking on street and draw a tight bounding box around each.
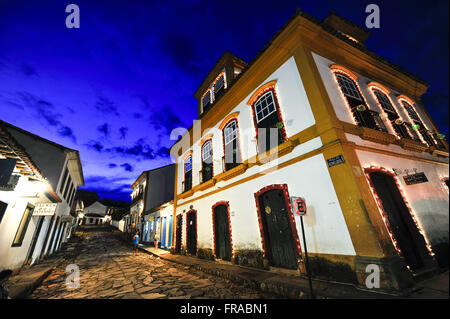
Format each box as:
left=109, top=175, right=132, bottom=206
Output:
left=132, top=231, right=139, bottom=256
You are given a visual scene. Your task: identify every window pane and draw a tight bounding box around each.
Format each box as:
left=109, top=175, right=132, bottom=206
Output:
left=202, top=91, right=211, bottom=107
left=254, top=91, right=277, bottom=123
left=202, top=141, right=212, bottom=161
left=374, top=90, right=396, bottom=113
left=336, top=74, right=362, bottom=101
left=12, top=205, right=34, bottom=246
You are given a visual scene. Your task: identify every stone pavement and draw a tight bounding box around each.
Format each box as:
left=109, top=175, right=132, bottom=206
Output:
left=30, top=226, right=281, bottom=299
left=138, top=240, right=449, bottom=299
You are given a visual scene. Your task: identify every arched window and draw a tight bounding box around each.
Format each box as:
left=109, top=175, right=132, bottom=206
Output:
left=202, top=90, right=212, bottom=113
left=251, top=89, right=286, bottom=154
left=399, top=99, right=435, bottom=146
left=184, top=155, right=192, bottom=192
left=223, top=119, right=241, bottom=171
left=201, top=140, right=213, bottom=183
left=371, top=89, right=410, bottom=139
left=334, top=72, right=386, bottom=132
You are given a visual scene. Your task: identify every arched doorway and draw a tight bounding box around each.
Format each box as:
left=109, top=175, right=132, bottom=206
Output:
left=186, top=210, right=197, bottom=255
left=366, top=168, right=430, bottom=271
left=212, top=202, right=232, bottom=261
left=255, top=185, right=299, bottom=269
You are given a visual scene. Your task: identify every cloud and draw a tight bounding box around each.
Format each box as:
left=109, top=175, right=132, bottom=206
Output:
left=81, top=175, right=131, bottom=202
left=148, top=104, right=187, bottom=134
left=97, top=123, right=110, bottom=137
left=108, top=163, right=117, bottom=168
left=95, top=96, right=119, bottom=116
left=57, top=126, right=77, bottom=143
left=120, top=163, right=134, bottom=172
left=119, top=126, right=128, bottom=139
left=19, top=64, right=38, bottom=77
left=85, top=140, right=104, bottom=152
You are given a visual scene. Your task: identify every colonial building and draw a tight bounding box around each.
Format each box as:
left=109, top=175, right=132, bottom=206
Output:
left=0, top=120, right=84, bottom=271
left=129, top=164, right=175, bottom=248
left=81, top=201, right=110, bottom=225
left=169, top=10, right=449, bottom=291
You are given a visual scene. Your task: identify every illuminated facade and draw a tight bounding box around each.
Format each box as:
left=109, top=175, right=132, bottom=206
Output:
left=169, top=11, right=448, bottom=290
left=0, top=120, right=84, bottom=271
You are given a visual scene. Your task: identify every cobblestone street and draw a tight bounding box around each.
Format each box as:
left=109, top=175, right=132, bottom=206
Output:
left=30, top=227, right=280, bottom=299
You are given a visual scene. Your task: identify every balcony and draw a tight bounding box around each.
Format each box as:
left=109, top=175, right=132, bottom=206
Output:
left=130, top=192, right=143, bottom=205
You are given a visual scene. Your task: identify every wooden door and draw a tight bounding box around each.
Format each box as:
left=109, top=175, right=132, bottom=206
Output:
left=369, top=171, right=428, bottom=271
left=214, top=204, right=231, bottom=261
left=186, top=211, right=197, bottom=255
left=259, top=189, right=298, bottom=269
left=175, top=215, right=182, bottom=253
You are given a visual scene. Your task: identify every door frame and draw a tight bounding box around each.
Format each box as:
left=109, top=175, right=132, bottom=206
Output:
left=364, top=166, right=433, bottom=265
left=211, top=201, right=233, bottom=260
left=254, top=184, right=302, bottom=264
left=186, top=210, right=197, bottom=255
left=175, top=214, right=182, bottom=253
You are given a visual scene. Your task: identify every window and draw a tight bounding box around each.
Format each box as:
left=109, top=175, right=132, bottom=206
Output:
left=184, top=155, right=192, bottom=192
left=12, top=204, right=34, bottom=247
left=251, top=88, right=285, bottom=154
left=214, top=75, right=225, bottom=97
left=223, top=120, right=241, bottom=171
left=59, top=168, right=69, bottom=193
left=0, top=201, right=7, bottom=224
left=336, top=73, right=362, bottom=101
left=372, top=89, right=410, bottom=139
left=254, top=91, right=277, bottom=123
left=334, top=73, right=385, bottom=132
left=202, top=91, right=211, bottom=110
left=400, top=99, right=435, bottom=146
left=201, top=140, right=213, bottom=183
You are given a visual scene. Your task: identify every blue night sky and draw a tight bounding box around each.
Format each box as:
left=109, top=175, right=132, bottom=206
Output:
left=0, top=0, right=448, bottom=202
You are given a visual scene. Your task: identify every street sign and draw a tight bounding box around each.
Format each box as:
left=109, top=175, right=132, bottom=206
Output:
left=327, top=155, right=345, bottom=167
left=291, top=197, right=307, bottom=216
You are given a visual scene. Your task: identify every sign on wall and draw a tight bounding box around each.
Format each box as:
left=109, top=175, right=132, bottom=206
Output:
left=403, top=172, right=428, bottom=185
left=327, top=155, right=345, bottom=167
left=290, top=196, right=307, bottom=216
left=33, top=203, right=58, bottom=216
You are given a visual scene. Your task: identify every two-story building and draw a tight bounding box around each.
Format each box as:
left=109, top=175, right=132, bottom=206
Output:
left=169, top=10, right=448, bottom=291
left=0, top=120, right=84, bottom=271
left=130, top=164, right=175, bottom=248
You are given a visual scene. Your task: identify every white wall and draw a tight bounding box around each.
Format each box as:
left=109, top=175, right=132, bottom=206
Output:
left=176, top=56, right=316, bottom=196
left=176, top=153, right=356, bottom=256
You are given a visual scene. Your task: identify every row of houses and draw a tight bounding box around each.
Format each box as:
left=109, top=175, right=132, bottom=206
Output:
left=116, top=10, right=449, bottom=291
left=0, top=120, right=84, bottom=272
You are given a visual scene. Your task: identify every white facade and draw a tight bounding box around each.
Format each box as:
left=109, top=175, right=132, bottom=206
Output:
left=173, top=57, right=356, bottom=259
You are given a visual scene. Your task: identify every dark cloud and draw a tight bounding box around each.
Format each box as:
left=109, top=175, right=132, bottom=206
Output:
left=95, top=96, right=120, bottom=116
left=80, top=175, right=131, bottom=202
left=119, top=126, right=128, bottom=139
left=120, top=162, right=134, bottom=172
left=135, top=94, right=151, bottom=108
left=149, top=104, right=187, bottom=134
left=57, top=126, right=77, bottom=143
left=19, top=64, right=38, bottom=77
left=85, top=140, right=104, bottom=152
left=108, top=163, right=117, bottom=168
left=97, top=123, right=110, bottom=137
left=104, top=138, right=170, bottom=160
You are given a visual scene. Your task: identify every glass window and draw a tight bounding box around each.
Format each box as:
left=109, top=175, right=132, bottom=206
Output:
left=254, top=91, right=277, bottom=123
left=224, top=120, right=237, bottom=145
left=202, top=91, right=211, bottom=108
left=373, top=90, right=396, bottom=113
left=401, top=100, right=421, bottom=122
left=214, top=75, right=225, bottom=95
left=184, top=155, right=192, bottom=172
left=202, top=141, right=212, bottom=161
left=336, top=73, right=362, bottom=101
left=12, top=204, right=34, bottom=247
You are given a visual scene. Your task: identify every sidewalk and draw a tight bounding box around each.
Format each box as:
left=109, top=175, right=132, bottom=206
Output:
left=137, top=245, right=449, bottom=299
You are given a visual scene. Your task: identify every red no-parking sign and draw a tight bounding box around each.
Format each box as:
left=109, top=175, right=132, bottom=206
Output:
left=291, top=197, right=307, bottom=216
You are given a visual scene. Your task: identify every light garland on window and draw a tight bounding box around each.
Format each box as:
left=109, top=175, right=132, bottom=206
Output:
left=331, top=69, right=371, bottom=126
left=397, top=97, right=438, bottom=146
left=364, top=165, right=435, bottom=258
left=368, top=85, right=404, bottom=139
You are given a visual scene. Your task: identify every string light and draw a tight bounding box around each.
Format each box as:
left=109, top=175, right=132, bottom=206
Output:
left=364, top=165, right=435, bottom=259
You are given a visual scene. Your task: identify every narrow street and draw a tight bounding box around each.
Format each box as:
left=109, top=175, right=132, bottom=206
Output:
left=30, top=226, right=280, bottom=299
